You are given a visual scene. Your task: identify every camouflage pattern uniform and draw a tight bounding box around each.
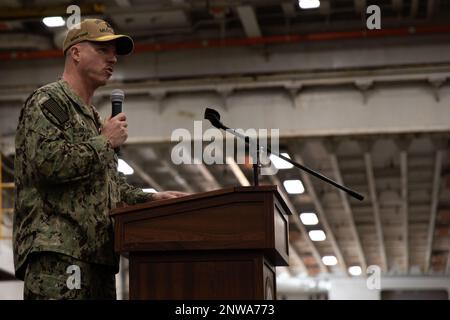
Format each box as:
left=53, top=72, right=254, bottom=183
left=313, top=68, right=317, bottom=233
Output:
left=14, top=80, right=152, bottom=299
left=24, top=252, right=116, bottom=300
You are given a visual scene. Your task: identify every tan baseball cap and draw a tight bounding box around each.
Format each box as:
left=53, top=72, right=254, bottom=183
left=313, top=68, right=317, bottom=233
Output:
left=63, top=19, right=134, bottom=55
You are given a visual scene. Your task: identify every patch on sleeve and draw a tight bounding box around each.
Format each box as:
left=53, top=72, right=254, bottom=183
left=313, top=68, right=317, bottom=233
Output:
left=42, top=98, right=69, bottom=124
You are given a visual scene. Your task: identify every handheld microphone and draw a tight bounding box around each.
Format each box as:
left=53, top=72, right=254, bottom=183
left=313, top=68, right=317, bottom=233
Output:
left=111, top=89, right=124, bottom=117
left=110, top=89, right=125, bottom=154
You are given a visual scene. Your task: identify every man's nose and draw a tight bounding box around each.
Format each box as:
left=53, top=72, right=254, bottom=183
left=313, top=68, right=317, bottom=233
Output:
left=107, top=52, right=117, bottom=64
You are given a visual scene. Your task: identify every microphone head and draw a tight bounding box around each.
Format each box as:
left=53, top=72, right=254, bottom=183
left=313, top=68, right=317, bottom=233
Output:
left=204, top=107, right=221, bottom=121
left=111, top=89, right=125, bottom=103
left=204, top=107, right=224, bottom=129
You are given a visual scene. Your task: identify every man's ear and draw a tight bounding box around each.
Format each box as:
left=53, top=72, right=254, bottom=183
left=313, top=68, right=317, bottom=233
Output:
left=69, top=45, right=81, bottom=63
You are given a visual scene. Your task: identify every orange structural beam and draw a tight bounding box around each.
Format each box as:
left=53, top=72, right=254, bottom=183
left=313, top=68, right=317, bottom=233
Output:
left=1, top=24, right=450, bottom=61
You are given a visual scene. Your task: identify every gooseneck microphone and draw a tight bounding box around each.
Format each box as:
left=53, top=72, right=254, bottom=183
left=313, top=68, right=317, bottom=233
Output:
left=204, top=107, right=364, bottom=201
left=204, top=107, right=226, bottom=130
left=111, top=89, right=125, bottom=154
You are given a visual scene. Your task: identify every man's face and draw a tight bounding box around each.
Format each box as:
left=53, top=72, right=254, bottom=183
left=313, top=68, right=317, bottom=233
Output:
left=75, top=41, right=117, bottom=87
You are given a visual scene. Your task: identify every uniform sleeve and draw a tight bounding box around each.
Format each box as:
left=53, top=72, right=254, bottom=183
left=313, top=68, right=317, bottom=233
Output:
left=21, top=92, right=116, bottom=184
left=116, top=172, right=154, bottom=205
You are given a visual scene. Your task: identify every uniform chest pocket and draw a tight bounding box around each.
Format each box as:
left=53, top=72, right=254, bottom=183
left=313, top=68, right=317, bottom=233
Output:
left=68, top=116, right=98, bottom=142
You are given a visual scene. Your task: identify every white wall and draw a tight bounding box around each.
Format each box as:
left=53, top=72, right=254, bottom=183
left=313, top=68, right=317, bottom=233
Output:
left=0, top=239, right=22, bottom=300
left=277, top=273, right=450, bottom=300
left=329, top=278, right=380, bottom=300
left=329, top=276, right=450, bottom=300
left=0, top=281, right=23, bottom=300
left=0, top=239, right=14, bottom=275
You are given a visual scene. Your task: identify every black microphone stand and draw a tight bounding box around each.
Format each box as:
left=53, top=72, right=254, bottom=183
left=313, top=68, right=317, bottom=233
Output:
left=254, top=138, right=260, bottom=186
left=204, top=108, right=364, bottom=201
left=219, top=127, right=261, bottom=186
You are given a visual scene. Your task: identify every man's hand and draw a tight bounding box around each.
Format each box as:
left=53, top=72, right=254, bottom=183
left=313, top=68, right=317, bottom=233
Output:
left=101, top=113, right=128, bottom=148
left=151, top=191, right=190, bottom=201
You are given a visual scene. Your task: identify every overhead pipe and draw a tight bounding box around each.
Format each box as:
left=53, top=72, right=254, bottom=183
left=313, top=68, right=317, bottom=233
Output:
left=0, top=3, right=104, bottom=20
left=0, top=33, right=53, bottom=50
left=1, top=24, right=450, bottom=61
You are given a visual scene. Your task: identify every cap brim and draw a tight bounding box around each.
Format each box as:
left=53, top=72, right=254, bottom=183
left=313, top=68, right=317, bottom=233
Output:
left=91, top=34, right=134, bottom=55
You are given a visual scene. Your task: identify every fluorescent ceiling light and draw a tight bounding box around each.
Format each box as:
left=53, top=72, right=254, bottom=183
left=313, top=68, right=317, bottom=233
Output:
left=142, top=188, right=157, bottom=193
left=300, top=212, right=319, bottom=225
left=299, top=0, right=320, bottom=9
left=118, top=159, right=134, bottom=175
left=309, top=230, right=326, bottom=241
left=348, top=266, right=362, bottom=276
left=270, top=153, right=293, bottom=169
left=322, top=255, right=338, bottom=266
left=283, top=179, right=305, bottom=194
left=42, top=16, right=65, bottom=27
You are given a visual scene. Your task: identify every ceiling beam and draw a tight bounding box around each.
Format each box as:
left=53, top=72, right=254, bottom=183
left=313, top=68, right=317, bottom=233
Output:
left=400, top=151, right=409, bottom=274
left=0, top=153, right=2, bottom=240
left=364, top=152, right=388, bottom=272
left=161, top=160, right=195, bottom=193
left=353, top=0, right=367, bottom=14
left=281, top=1, right=297, bottom=17
left=5, top=66, right=450, bottom=103
left=236, top=5, right=262, bottom=38
left=288, top=242, right=308, bottom=275
left=425, top=151, right=444, bottom=273
left=410, top=0, right=419, bottom=18
left=180, top=146, right=222, bottom=191
left=122, top=158, right=163, bottom=191
left=1, top=0, right=20, bottom=7
left=226, top=157, right=251, bottom=186
left=115, top=0, right=131, bottom=7
left=269, top=174, right=326, bottom=274
left=292, top=152, right=348, bottom=275
left=195, top=163, right=222, bottom=191
left=0, top=3, right=104, bottom=20
left=446, top=243, right=450, bottom=274
left=330, top=154, right=368, bottom=272
left=319, top=0, right=331, bottom=15
left=392, top=0, right=403, bottom=12
left=427, top=0, right=436, bottom=19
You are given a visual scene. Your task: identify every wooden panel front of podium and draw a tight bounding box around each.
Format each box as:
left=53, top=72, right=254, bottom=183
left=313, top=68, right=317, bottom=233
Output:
left=129, top=252, right=275, bottom=299
left=112, top=186, right=291, bottom=300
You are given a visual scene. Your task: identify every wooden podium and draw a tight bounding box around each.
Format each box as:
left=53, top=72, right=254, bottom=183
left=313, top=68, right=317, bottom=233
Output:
left=111, top=185, right=291, bottom=300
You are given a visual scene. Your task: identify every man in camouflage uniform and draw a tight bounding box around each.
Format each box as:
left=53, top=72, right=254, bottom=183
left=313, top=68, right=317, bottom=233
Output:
left=13, top=19, right=186, bottom=299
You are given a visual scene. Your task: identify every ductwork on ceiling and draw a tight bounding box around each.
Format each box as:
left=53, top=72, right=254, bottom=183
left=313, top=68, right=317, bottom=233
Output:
left=0, top=33, right=52, bottom=50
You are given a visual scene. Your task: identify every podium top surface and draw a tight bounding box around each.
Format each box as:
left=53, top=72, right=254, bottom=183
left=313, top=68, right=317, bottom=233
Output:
left=111, top=185, right=293, bottom=217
